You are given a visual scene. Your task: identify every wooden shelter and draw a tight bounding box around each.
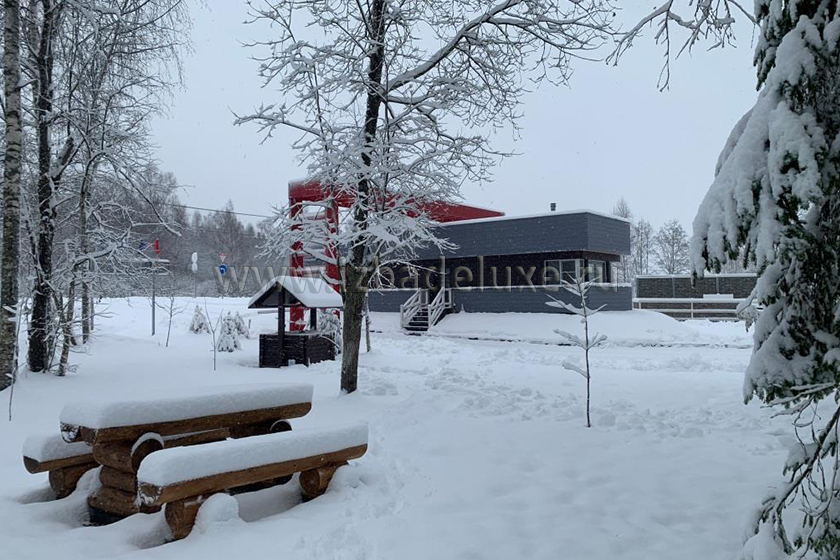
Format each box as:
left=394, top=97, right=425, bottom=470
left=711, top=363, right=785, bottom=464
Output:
left=248, top=276, right=343, bottom=367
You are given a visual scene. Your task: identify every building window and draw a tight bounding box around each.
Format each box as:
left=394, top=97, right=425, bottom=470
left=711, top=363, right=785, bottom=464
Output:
left=562, top=260, right=582, bottom=283
left=543, top=260, right=561, bottom=285
left=587, top=260, right=606, bottom=283
left=544, top=259, right=581, bottom=284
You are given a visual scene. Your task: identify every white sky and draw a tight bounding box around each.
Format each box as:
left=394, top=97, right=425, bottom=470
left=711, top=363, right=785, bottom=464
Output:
left=150, top=2, right=759, bottom=229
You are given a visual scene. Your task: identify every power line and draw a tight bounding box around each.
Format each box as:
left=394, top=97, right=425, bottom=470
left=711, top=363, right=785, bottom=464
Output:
left=161, top=201, right=275, bottom=220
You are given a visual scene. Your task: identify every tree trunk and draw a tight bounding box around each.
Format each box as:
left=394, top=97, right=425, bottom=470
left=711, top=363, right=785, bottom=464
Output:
left=79, top=158, right=94, bottom=343
left=339, top=0, right=387, bottom=393
left=0, top=0, right=23, bottom=391
left=28, top=0, right=62, bottom=372
left=341, top=266, right=369, bottom=393
left=56, top=281, right=75, bottom=376
left=364, top=294, right=371, bottom=352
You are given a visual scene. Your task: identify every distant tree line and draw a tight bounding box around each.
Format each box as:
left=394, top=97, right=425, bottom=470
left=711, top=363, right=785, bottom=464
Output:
left=610, top=197, right=751, bottom=287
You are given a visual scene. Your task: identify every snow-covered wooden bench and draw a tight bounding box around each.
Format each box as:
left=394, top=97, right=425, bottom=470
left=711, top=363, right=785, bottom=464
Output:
left=22, top=434, right=98, bottom=498
left=137, top=424, right=368, bottom=539
left=23, top=430, right=234, bottom=499
left=57, top=383, right=314, bottom=522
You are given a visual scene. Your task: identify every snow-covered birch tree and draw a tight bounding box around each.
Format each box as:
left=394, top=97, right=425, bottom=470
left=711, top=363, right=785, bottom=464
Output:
left=239, top=0, right=617, bottom=393
left=1, top=0, right=23, bottom=391
left=632, top=217, right=654, bottom=277
left=687, top=2, right=840, bottom=558
left=19, top=0, right=187, bottom=373
left=653, top=219, right=690, bottom=274
left=611, top=197, right=634, bottom=284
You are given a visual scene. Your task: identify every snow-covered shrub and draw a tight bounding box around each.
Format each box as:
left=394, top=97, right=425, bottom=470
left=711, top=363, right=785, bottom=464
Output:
left=216, top=313, right=241, bottom=352
left=189, top=305, right=210, bottom=334
left=233, top=312, right=250, bottom=339
left=318, top=309, right=342, bottom=354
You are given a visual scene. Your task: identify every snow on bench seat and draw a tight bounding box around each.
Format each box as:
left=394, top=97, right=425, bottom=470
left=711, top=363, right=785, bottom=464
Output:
left=60, top=383, right=314, bottom=444
left=22, top=433, right=93, bottom=472
left=137, top=423, right=368, bottom=505
left=22, top=433, right=100, bottom=499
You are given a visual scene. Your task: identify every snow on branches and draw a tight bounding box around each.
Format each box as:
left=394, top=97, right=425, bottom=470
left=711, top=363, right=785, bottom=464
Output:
left=189, top=305, right=210, bottom=334
left=609, top=0, right=755, bottom=89
left=691, top=2, right=840, bottom=557
left=547, top=274, right=607, bottom=428
left=216, top=313, right=242, bottom=353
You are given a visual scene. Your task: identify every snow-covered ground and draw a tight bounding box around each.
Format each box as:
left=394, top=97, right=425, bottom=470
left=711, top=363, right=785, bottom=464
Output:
left=0, top=298, right=787, bottom=560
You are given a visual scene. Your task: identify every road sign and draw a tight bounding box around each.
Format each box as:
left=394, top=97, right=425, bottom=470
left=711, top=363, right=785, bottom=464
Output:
left=219, top=253, right=228, bottom=263
left=219, top=264, right=228, bottom=276
left=153, top=240, right=161, bottom=256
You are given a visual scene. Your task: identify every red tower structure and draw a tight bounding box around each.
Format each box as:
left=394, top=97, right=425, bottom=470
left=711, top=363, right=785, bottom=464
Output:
left=286, top=179, right=504, bottom=330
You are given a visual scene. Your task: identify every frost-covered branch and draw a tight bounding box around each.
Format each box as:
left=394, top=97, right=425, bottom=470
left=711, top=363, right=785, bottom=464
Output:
left=609, top=0, right=755, bottom=89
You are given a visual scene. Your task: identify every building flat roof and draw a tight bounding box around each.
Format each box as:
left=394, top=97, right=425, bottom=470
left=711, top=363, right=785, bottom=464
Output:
left=435, top=209, right=631, bottom=227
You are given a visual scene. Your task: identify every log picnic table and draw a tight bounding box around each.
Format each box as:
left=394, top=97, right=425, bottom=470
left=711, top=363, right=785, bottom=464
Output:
left=54, top=383, right=314, bottom=523
left=137, top=424, right=368, bottom=539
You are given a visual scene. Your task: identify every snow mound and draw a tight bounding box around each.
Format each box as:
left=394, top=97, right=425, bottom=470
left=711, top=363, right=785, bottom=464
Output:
left=371, top=310, right=751, bottom=347
left=193, top=494, right=243, bottom=536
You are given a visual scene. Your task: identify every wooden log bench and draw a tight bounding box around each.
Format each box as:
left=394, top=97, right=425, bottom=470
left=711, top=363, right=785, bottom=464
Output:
left=22, top=430, right=236, bottom=500
left=23, top=434, right=98, bottom=498
left=136, top=424, right=368, bottom=539
left=57, top=383, right=314, bottom=523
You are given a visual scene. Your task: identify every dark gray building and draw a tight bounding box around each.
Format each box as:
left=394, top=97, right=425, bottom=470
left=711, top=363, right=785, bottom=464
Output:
left=635, top=274, right=757, bottom=299
left=368, top=210, right=633, bottom=328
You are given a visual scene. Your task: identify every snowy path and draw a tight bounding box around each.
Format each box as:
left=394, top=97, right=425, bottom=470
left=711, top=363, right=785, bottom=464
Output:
left=0, top=299, right=788, bottom=559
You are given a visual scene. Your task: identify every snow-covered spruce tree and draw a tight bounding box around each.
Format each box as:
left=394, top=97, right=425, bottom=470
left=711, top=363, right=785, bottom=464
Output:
left=189, top=305, right=210, bottom=334
left=691, top=2, right=840, bottom=557
left=547, top=273, right=607, bottom=428
left=240, top=0, right=616, bottom=393
left=216, top=313, right=241, bottom=353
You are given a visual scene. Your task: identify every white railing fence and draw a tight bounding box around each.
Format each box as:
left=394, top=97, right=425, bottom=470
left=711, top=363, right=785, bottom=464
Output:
left=399, top=289, right=428, bottom=328
left=633, top=297, right=745, bottom=321
left=428, top=288, right=452, bottom=327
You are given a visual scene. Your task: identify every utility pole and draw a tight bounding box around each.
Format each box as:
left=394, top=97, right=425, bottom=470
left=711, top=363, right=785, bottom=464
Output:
left=151, top=266, right=156, bottom=336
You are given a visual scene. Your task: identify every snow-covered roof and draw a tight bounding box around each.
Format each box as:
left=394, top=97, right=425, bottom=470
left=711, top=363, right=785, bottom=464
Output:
left=249, top=275, right=343, bottom=309
left=636, top=273, right=757, bottom=279
left=435, top=209, right=631, bottom=227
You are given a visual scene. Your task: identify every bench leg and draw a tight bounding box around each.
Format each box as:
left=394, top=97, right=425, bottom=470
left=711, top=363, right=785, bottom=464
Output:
left=165, top=495, right=208, bottom=540
left=49, top=462, right=97, bottom=499
left=299, top=463, right=346, bottom=501
left=88, top=486, right=161, bottom=525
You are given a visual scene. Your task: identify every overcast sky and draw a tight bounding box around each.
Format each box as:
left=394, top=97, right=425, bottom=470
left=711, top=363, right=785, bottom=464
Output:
left=150, top=2, right=759, bottom=230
